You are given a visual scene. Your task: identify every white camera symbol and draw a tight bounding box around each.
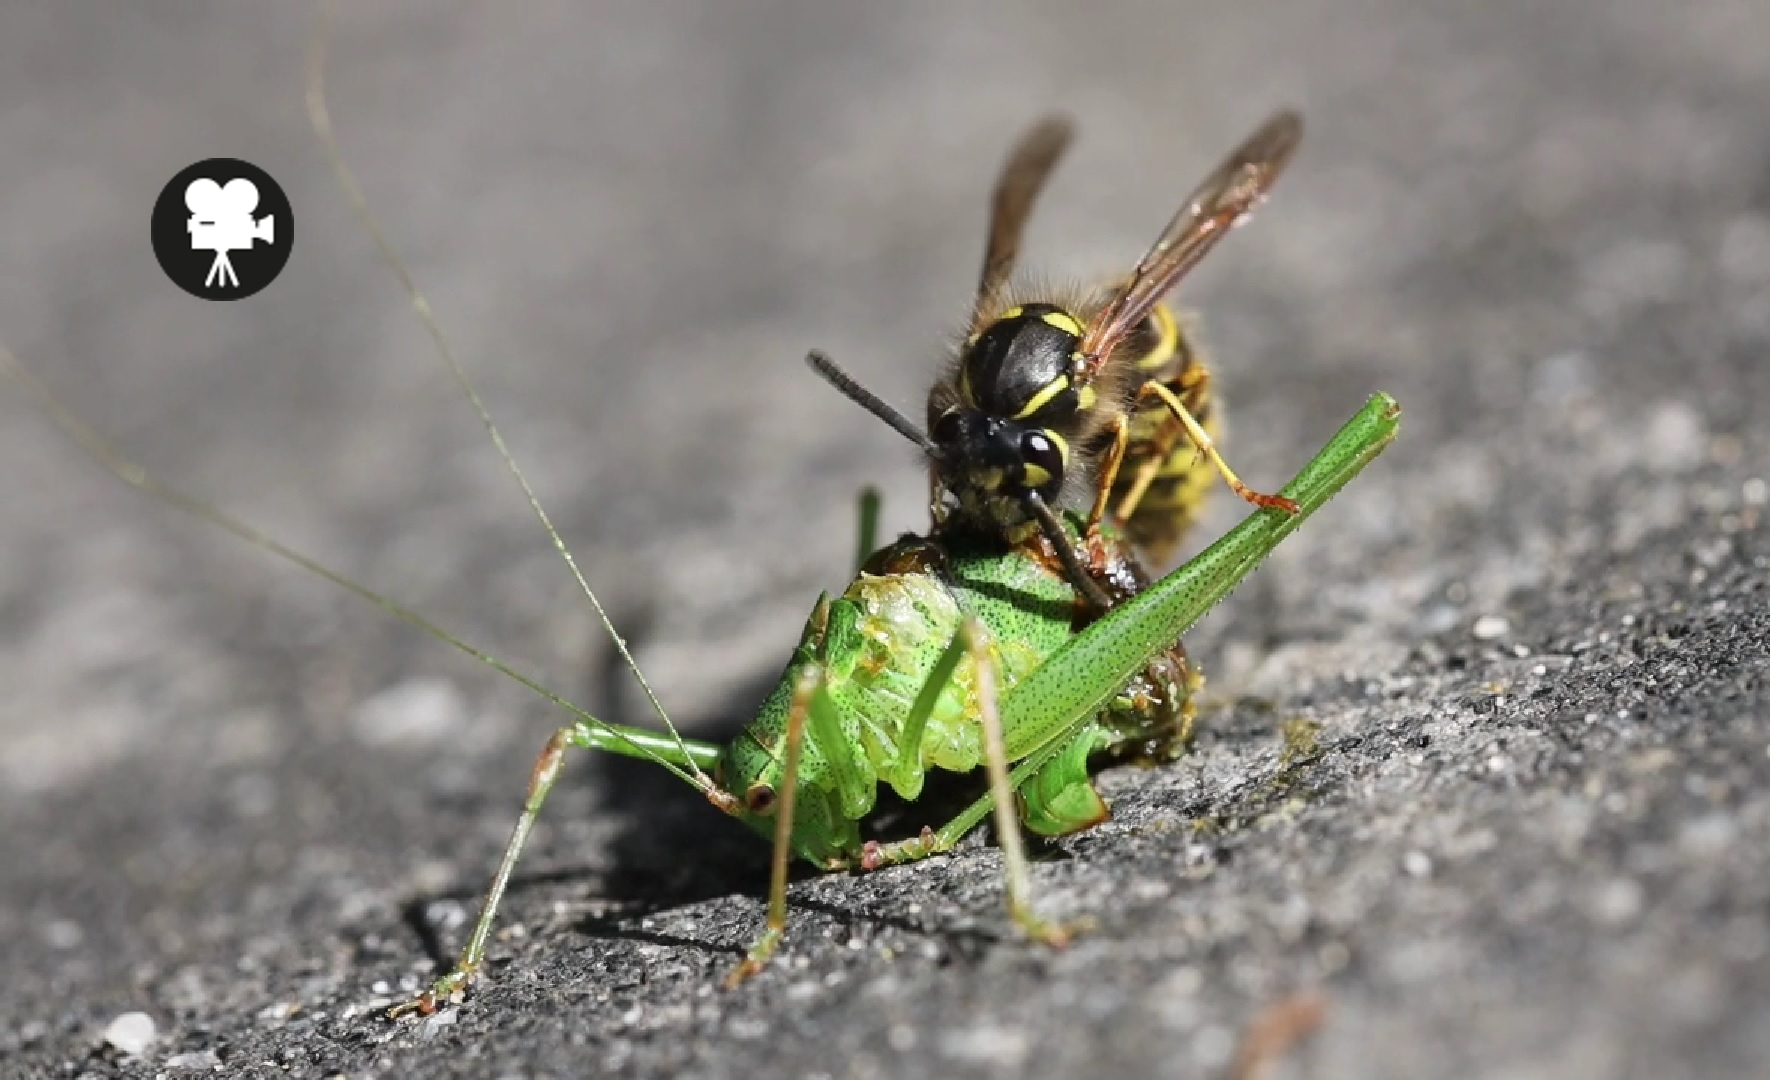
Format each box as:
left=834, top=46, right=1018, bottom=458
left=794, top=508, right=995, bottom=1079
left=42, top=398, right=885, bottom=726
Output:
left=186, top=177, right=275, bottom=289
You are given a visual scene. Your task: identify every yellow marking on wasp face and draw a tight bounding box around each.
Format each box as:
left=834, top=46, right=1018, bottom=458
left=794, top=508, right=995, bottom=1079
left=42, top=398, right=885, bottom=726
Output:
left=1038, top=309, right=1084, bottom=337
left=1000, top=305, right=1025, bottom=321
left=1044, top=429, right=1070, bottom=465
left=1137, top=304, right=1180, bottom=369
left=1076, top=385, right=1097, bottom=411
left=1013, top=374, right=1071, bottom=419
left=1022, top=463, right=1052, bottom=489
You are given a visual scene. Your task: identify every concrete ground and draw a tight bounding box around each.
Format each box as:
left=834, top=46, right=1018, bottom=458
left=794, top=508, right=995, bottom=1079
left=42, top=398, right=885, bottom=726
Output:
left=1, top=2, right=1766, bottom=1078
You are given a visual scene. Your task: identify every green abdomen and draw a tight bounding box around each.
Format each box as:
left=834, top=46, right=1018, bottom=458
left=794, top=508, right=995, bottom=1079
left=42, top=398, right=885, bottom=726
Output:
left=821, top=532, right=1077, bottom=796
left=826, top=526, right=1191, bottom=820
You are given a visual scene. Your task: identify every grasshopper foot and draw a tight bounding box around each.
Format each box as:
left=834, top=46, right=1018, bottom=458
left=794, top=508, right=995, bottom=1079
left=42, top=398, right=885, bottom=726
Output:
left=387, top=965, right=476, bottom=1020
left=723, top=925, right=784, bottom=989
left=1014, top=911, right=1095, bottom=949
left=860, top=826, right=939, bottom=870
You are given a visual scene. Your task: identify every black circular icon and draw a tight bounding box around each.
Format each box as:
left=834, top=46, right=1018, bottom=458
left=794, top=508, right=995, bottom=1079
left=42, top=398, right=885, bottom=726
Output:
left=151, top=158, right=293, bottom=300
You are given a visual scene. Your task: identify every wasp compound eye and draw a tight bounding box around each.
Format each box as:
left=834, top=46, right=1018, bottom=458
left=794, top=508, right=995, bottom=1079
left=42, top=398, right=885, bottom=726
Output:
left=930, top=409, right=966, bottom=448
left=744, top=783, right=779, bottom=816
left=1019, top=429, right=1066, bottom=499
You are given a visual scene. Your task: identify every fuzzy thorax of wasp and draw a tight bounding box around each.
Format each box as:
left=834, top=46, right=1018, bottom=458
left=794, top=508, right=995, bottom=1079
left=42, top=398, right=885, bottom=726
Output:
left=927, top=299, right=1129, bottom=542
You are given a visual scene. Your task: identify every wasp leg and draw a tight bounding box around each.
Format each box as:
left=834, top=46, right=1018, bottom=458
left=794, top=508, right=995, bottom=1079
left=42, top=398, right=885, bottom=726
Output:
left=1087, top=413, right=1131, bottom=535
left=927, top=465, right=948, bottom=531
left=1114, top=364, right=1210, bottom=525
left=1137, top=378, right=1298, bottom=515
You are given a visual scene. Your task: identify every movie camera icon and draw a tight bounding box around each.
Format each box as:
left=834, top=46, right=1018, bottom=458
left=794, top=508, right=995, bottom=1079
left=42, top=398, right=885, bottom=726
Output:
left=186, top=177, right=275, bottom=289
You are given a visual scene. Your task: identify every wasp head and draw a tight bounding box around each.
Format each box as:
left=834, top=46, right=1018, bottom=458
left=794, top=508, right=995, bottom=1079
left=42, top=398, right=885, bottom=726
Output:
left=930, top=303, right=1097, bottom=526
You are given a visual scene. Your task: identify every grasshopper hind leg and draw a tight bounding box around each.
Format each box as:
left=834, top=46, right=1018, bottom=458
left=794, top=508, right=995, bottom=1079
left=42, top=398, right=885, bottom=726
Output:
left=391, top=721, right=631, bottom=1017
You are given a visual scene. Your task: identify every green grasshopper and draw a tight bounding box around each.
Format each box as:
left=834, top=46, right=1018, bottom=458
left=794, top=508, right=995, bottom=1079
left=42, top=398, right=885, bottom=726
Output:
left=0, top=17, right=1401, bottom=1018
left=5, top=324, right=1396, bottom=1011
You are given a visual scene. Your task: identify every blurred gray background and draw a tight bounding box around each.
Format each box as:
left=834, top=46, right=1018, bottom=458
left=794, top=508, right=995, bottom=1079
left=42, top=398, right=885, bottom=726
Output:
left=1, top=2, right=1766, bottom=1078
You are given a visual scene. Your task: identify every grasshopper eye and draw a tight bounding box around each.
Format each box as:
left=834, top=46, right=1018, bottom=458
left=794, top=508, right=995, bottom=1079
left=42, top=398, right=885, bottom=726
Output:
left=745, top=783, right=779, bottom=816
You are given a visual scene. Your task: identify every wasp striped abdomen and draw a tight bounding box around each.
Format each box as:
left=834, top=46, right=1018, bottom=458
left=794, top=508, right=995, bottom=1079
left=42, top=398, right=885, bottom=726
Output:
left=1107, top=301, right=1220, bottom=566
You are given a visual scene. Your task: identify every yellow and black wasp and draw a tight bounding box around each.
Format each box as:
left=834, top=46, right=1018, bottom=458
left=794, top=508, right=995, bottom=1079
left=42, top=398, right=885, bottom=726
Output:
left=811, top=110, right=1303, bottom=609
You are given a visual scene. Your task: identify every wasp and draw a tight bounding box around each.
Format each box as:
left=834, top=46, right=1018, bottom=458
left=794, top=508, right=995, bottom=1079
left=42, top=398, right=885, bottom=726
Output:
left=816, top=112, right=1305, bottom=610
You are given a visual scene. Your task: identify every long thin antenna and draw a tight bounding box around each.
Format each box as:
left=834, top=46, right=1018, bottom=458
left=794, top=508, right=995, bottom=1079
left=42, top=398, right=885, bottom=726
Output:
left=1023, top=491, right=1113, bottom=611
left=806, top=350, right=941, bottom=457
left=0, top=344, right=708, bottom=791
left=305, top=4, right=708, bottom=786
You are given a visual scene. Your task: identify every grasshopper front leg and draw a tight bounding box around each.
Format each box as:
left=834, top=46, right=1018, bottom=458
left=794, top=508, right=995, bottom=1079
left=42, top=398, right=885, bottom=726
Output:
left=966, top=616, right=1077, bottom=945
left=855, top=617, right=1078, bottom=943
left=725, top=666, right=817, bottom=987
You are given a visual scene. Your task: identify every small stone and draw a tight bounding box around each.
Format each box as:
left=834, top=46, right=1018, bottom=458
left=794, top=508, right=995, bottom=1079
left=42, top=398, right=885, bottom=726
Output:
left=352, top=677, right=468, bottom=748
left=166, top=1049, right=223, bottom=1070
left=413, top=1007, right=459, bottom=1043
left=1678, top=813, right=1738, bottom=859
left=423, top=1008, right=458, bottom=1032
left=102, top=1011, right=156, bottom=1056
left=940, top=1022, right=1029, bottom=1068
left=1643, top=401, right=1707, bottom=475
left=1318, top=941, right=1352, bottom=972
left=1192, top=1024, right=1235, bottom=1070
left=1591, top=878, right=1643, bottom=926
left=1472, top=615, right=1510, bottom=641
left=1403, top=850, right=1433, bottom=878
left=1156, top=965, right=1203, bottom=997
left=44, top=919, right=83, bottom=949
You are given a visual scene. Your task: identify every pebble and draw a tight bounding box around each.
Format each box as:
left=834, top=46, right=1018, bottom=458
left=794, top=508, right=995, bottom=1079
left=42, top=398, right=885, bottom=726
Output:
left=1472, top=615, right=1511, bottom=641
left=102, top=1011, right=156, bottom=1056
left=352, top=677, right=468, bottom=747
left=1591, top=878, right=1644, bottom=926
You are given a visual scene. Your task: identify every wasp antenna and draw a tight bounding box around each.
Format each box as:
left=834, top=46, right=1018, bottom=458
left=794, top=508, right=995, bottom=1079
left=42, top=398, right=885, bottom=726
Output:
left=806, top=351, right=941, bottom=459
left=305, top=3, right=709, bottom=786
left=1022, top=491, right=1114, bottom=612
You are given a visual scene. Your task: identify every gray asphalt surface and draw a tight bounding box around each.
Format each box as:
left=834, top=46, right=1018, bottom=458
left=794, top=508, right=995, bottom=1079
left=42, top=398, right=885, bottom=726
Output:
left=2, top=2, right=1767, bottom=1078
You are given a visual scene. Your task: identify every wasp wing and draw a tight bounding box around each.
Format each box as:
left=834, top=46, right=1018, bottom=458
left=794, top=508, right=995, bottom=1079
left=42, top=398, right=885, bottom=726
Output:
left=972, top=114, right=1075, bottom=332
left=1077, top=110, right=1301, bottom=376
